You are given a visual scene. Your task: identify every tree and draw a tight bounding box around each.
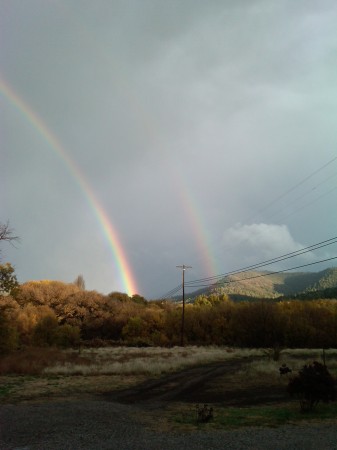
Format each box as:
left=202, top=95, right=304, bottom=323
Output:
left=122, top=316, right=145, bottom=339
left=0, top=312, right=18, bottom=354
left=74, top=274, right=85, bottom=290
left=108, top=292, right=130, bottom=302
left=0, top=263, right=19, bottom=296
left=16, top=280, right=80, bottom=308
left=33, top=314, right=59, bottom=346
left=0, top=221, right=18, bottom=254
left=0, top=222, right=19, bottom=296
left=56, top=324, right=81, bottom=348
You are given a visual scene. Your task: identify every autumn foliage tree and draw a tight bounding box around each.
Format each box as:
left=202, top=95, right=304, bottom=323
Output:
left=0, top=263, right=19, bottom=296
left=0, top=311, right=18, bottom=354
left=0, top=221, right=19, bottom=296
left=0, top=276, right=337, bottom=349
left=74, top=274, right=85, bottom=290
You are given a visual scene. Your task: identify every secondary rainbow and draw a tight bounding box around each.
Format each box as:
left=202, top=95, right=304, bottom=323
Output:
left=0, top=76, right=138, bottom=296
left=174, top=171, right=218, bottom=278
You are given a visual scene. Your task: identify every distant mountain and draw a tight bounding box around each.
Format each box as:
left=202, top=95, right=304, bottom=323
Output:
left=185, top=267, right=337, bottom=301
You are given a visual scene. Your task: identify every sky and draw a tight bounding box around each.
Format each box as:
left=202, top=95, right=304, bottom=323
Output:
left=1, top=0, right=337, bottom=299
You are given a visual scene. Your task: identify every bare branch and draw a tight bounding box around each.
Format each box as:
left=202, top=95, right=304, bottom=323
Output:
left=0, top=221, right=19, bottom=247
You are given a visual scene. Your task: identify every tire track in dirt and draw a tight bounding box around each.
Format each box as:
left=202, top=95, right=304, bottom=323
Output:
left=103, top=357, right=286, bottom=406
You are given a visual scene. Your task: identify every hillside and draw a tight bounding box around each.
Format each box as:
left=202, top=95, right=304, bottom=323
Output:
left=186, top=267, right=337, bottom=300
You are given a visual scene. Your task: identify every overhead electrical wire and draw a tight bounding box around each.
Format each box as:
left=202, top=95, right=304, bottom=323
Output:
left=161, top=255, right=337, bottom=298
left=185, top=236, right=337, bottom=286
left=251, top=155, right=337, bottom=221
left=187, top=256, right=337, bottom=289
left=271, top=185, right=337, bottom=224
left=161, top=157, right=337, bottom=299
left=159, top=284, right=183, bottom=300
left=189, top=155, right=337, bottom=274
left=159, top=235, right=337, bottom=298
left=261, top=171, right=337, bottom=223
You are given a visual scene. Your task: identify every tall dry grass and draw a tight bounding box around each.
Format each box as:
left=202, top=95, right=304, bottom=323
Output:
left=0, top=347, right=90, bottom=375
left=43, top=346, right=264, bottom=376
left=2, top=346, right=336, bottom=378
left=235, top=348, right=337, bottom=383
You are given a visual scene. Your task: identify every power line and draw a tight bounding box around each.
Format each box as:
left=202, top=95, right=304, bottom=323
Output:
left=159, top=235, right=337, bottom=298
left=185, top=236, right=337, bottom=286
left=223, top=160, right=337, bottom=263
left=251, top=156, right=337, bottom=221
left=269, top=185, right=337, bottom=224
left=188, top=156, right=337, bottom=275
left=187, top=255, right=337, bottom=290
left=159, top=156, right=337, bottom=299
left=160, top=284, right=182, bottom=299
left=265, top=173, right=337, bottom=224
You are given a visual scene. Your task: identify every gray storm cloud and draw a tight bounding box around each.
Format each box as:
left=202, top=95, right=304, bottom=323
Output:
left=1, top=1, right=337, bottom=297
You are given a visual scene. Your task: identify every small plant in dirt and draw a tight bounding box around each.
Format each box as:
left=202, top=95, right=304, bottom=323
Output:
left=279, top=364, right=292, bottom=376
left=195, top=404, right=214, bottom=423
left=287, top=361, right=336, bottom=412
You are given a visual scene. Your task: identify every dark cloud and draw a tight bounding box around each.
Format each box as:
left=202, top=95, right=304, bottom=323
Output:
left=2, top=0, right=337, bottom=297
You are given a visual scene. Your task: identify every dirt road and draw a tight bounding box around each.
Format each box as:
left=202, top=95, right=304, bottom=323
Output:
left=105, top=357, right=285, bottom=406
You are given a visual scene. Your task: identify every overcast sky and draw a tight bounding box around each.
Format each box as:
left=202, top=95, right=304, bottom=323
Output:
left=1, top=0, right=337, bottom=298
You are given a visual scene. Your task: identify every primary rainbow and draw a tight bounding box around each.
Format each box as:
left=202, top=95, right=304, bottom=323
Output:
left=0, top=76, right=138, bottom=296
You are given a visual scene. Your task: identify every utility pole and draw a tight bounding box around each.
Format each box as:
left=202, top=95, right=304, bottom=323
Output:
left=176, top=264, right=192, bottom=346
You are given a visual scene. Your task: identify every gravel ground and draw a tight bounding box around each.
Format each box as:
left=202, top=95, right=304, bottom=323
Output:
left=1, top=400, right=337, bottom=450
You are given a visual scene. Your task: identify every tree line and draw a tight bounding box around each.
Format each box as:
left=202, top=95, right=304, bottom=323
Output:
left=1, top=273, right=337, bottom=353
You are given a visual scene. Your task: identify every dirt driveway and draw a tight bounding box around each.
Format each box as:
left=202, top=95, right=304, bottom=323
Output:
left=104, top=357, right=286, bottom=406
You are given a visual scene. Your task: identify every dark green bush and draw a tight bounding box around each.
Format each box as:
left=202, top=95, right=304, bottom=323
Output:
left=287, top=361, right=336, bottom=412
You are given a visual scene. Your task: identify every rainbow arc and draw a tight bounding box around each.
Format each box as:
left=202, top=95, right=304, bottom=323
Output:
left=1, top=76, right=138, bottom=296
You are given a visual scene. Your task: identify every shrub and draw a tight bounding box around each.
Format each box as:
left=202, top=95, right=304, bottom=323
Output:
left=0, top=314, right=18, bottom=354
left=287, top=361, right=336, bottom=412
left=33, top=314, right=59, bottom=346
left=56, top=324, right=81, bottom=348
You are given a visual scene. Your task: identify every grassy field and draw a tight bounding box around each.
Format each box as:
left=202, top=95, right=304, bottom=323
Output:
left=1, top=346, right=337, bottom=429
left=0, top=346, right=262, bottom=402
left=166, top=401, right=337, bottom=431
left=0, top=345, right=266, bottom=379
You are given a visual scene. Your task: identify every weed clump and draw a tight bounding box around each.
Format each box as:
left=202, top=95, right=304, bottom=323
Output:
left=196, top=404, right=214, bottom=423
left=287, top=361, right=336, bottom=412
left=279, top=364, right=292, bottom=376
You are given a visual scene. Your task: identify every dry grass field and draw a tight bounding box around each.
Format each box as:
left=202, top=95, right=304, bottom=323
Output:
left=1, top=346, right=337, bottom=436
left=2, top=346, right=337, bottom=450
left=0, top=346, right=258, bottom=402
left=1, top=346, right=337, bottom=409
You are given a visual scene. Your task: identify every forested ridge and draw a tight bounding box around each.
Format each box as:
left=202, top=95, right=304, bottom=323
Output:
left=186, top=268, right=337, bottom=300
left=1, top=278, right=337, bottom=352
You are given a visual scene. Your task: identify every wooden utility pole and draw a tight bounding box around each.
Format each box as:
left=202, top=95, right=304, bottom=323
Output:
left=176, top=264, right=192, bottom=346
